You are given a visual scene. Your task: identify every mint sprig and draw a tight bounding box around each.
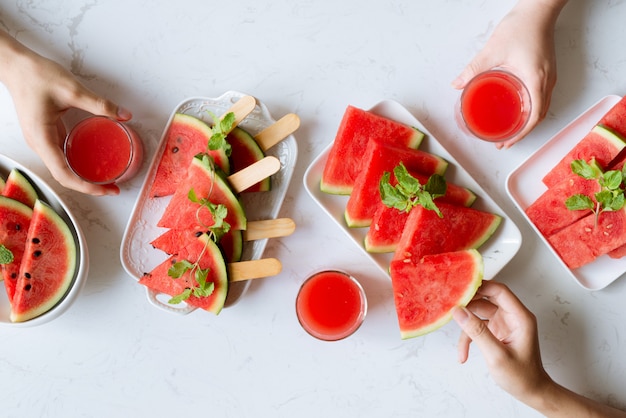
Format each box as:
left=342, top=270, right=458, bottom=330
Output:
left=207, top=111, right=235, bottom=157
left=565, top=158, right=626, bottom=226
left=379, top=162, right=447, bottom=217
left=0, top=245, right=14, bottom=265
left=167, top=242, right=216, bottom=304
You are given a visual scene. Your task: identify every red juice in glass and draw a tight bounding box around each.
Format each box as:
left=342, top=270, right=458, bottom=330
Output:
left=296, top=270, right=367, bottom=341
left=458, top=69, right=531, bottom=142
left=64, top=116, right=143, bottom=184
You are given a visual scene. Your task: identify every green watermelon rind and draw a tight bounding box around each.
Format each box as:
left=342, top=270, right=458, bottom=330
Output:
left=10, top=199, right=77, bottom=323
left=396, top=249, right=484, bottom=339
left=192, top=233, right=228, bottom=315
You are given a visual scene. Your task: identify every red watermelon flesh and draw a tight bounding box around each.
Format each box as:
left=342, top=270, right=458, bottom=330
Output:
left=11, top=200, right=77, bottom=323
left=227, top=127, right=270, bottom=192
left=526, top=175, right=599, bottom=237
left=149, top=113, right=231, bottom=198
left=157, top=155, right=247, bottom=231
left=542, top=126, right=626, bottom=188
left=139, top=233, right=228, bottom=314
left=344, top=139, right=448, bottom=228
left=0, top=196, right=33, bottom=302
left=548, top=207, right=626, bottom=269
left=2, top=169, right=38, bottom=208
left=390, top=249, right=483, bottom=339
left=321, top=105, right=425, bottom=195
left=599, top=95, right=626, bottom=138
left=151, top=227, right=243, bottom=263
left=392, top=202, right=501, bottom=264
left=364, top=174, right=477, bottom=253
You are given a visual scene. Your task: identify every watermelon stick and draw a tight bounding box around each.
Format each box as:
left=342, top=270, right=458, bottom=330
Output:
left=254, top=113, right=300, bottom=152
left=244, top=218, right=296, bottom=241
left=228, top=155, right=281, bottom=192
left=222, top=95, right=257, bottom=130
left=229, top=258, right=282, bottom=282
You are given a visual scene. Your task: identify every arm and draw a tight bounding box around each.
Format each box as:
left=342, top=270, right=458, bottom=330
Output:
left=452, top=281, right=626, bottom=418
left=0, top=29, right=131, bottom=195
left=452, top=0, right=569, bottom=149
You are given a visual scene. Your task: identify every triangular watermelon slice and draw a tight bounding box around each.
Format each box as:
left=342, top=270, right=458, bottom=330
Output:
left=542, top=125, right=626, bottom=188
left=157, top=154, right=247, bottom=231
left=140, top=233, right=228, bottom=314
left=0, top=196, right=33, bottom=302
left=321, top=105, right=425, bottom=195
left=390, top=249, right=483, bottom=339
left=599, top=95, right=626, bottom=138
left=344, top=139, right=448, bottom=228
left=392, top=202, right=502, bottom=264
left=2, top=169, right=38, bottom=208
left=11, top=200, right=77, bottom=323
left=151, top=227, right=243, bottom=263
left=149, top=113, right=231, bottom=198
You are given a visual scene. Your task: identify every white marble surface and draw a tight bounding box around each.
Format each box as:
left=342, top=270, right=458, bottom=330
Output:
left=1, top=1, right=626, bottom=417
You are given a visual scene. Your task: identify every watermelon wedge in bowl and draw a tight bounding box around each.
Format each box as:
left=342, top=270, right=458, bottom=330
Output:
left=120, top=91, right=297, bottom=314
left=0, top=154, right=88, bottom=327
left=304, top=100, right=522, bottom=281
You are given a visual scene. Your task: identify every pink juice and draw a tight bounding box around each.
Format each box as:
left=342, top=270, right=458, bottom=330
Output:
left=296, top=270, right=367, bottom=341
left=64, top=116, right=143, bottom=184
left=458, top=69, right=531, bottom=142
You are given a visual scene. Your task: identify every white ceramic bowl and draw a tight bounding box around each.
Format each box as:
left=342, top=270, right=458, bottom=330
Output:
left=0, top=154, right=89, bottom=327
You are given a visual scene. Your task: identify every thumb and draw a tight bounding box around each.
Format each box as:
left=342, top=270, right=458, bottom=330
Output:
left=451, top=56, right=494, bottom=89
left=452, top=306, right=502, bottom=355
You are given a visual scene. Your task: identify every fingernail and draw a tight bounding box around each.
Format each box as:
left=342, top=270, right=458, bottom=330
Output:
left=452, top=306, right=469, bottom=325
left=117, top=107, right=132, bottom=121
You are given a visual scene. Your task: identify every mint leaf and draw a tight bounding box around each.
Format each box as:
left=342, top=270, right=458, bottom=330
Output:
left=570, top=159, right=601, bottom=180
left=168, top=259, right=194, bottom=279
left=602, top=170, right=623, bottom=190
left=169, top=288, right=192, bottom=305
left=207, top=111, right=234, bottom=157
left=565, top=194, right=594, bottom=211
left=0, top=245, right=14, bottom=265
left=379, top=162, right=446, bottom=217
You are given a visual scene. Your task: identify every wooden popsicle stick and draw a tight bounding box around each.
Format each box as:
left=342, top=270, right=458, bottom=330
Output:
left=229, top=258, right=282, bottom=282
left=254, top=113, right=300, bottom=151
left=222, top=95, right=256, bottom=131
left=244, top=218, right=296, bottom=241
left=227, top=156, right=280, bottom=192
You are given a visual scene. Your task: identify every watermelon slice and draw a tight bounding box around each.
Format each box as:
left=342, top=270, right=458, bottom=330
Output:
left=140, top=233, right=228, bottom=314
left=157, top=154, right=247, bottom=231
left=542, top=125, right=626, bottom=188
left=149, top=113, right=231, bottom=198
left=2, top=169, right=38, bottom=208
left=10, top=200, right=77, bottom=323
left=0, top=176, right=5, bottom=194
left=227, top=127, right=270, bottom=192
left=0, top=196, right=33, bottom=302
left=321, top=105, right=425, bottom=195
left=548, top=207, right=626, bottom=269
left=151, top=227, right=243, bottom=263
left=526, top=174, right=599, bottom=237
left=365, top=176, right=477, bottom=253
left=599, top=95, right=626, bottom=138
left=390, top=249, right=483, bottom=339
left=392, top=202, right=502, bottom=264
left=344, top=139, right=448, bottom=228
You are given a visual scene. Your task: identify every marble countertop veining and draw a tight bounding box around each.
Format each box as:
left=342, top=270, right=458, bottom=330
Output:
left=1, top=1, right=626, bottom=417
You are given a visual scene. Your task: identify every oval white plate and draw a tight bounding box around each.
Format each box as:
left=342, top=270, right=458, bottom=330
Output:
left=0, top=154, right=89, bottom=327
left=506, top=95, right=624, bottom=290
left=120, top=91, right=298, bottom=314
left=304, top=100, right=522, bottom=281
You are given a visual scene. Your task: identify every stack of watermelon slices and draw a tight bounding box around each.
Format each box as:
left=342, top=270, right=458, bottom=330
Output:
left=139, top=113, right=270, bottom=315
left=321, top=105, right=502, bottom=338
left=526, top=96, right=626, bottom=269
left=0, top=169, right=77, bottom=322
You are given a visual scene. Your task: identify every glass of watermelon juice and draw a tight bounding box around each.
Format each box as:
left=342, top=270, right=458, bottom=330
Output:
left=296, top=270, right=367, bottom=341
left=64, top=116, right=143, bottom=184
left=456, top=68, right=531, bottom=142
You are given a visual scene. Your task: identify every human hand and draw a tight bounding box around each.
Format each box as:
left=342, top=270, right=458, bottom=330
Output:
left=0, top=33, right=132, bottom=195
left=452, top=0, right=567, bottom=149
left=451, top=281, right=552, bottom=402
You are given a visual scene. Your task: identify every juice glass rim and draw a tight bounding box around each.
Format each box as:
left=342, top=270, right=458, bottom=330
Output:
left=63, top=116, right=137, bottom=185
left=458, top=68, right=532, bottom=142
left=295, top=269, right=368, bottom=342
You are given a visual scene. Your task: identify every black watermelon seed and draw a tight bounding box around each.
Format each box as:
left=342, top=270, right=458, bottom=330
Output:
left=24, top=284, right=31, bottom=291
left=24, top=272, right=31, bottom=279
left=33, top=250, right=42, bottom=258
left=32, top=238, right=40, bottom=244
left=172, top=147, right=179, bottom=153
